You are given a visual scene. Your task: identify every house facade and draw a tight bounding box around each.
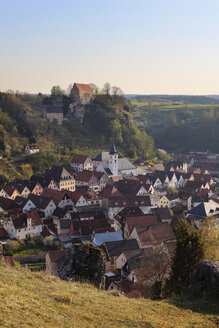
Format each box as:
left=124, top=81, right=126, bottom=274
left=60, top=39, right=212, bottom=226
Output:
left=71, top=154, right=93, bottom=172
left=3, top=211, right=43, bottom=240
left=25, top=144, right=40, bottom=154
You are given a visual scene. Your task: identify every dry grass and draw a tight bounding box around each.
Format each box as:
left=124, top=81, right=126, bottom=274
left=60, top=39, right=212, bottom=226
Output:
left=0, top=263, right=218, bottom=328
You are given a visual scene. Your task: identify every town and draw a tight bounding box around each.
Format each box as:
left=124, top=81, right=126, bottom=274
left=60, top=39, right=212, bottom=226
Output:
left=0, top=133, right=218, bottom=296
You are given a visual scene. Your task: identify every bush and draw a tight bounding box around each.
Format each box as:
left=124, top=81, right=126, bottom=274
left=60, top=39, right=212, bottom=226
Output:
left=150, top=280, right=163, bottom=300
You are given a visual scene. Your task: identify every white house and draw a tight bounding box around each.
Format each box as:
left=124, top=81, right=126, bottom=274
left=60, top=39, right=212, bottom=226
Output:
left=3, top=211, right=43, bottom=240
left=70, top=154, right=93, bottom=172
left=23, top=194, right=56, bottom=218
left=25, top=144, right=40, bottom=154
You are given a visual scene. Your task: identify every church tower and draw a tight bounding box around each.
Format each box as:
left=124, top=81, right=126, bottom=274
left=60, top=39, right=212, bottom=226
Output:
left=108, top=143, right=118, bottom=176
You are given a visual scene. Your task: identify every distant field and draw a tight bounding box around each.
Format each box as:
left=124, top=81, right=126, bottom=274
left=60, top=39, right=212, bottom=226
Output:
left=131, top=99, right=219, bottom=111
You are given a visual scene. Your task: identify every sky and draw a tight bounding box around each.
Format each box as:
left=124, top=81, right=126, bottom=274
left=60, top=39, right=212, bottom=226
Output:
left=0, top=0, right=219, bottom=95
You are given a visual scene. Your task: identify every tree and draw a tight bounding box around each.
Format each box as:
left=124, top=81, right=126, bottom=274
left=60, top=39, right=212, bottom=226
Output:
left=66, top=84, right=73, bottom=96
left=112, top=86, right=124, bottom=105
left=57, top=243, right=105, bottom=287
left=89, top=83, right=99, bottom=96
left=109, top=119, right=123, bottom=144
left=51, top=86, right=65, bottom=96
left=102, top=82, right=111, bottom=96
left=164, top=218, right=205, bottom=296
left=201, top=217, right=219, bottom=260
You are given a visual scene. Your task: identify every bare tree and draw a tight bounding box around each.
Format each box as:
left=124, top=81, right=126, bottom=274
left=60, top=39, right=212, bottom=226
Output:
left=101, top=82, right=111, bottom=96
left=66, top=84, right=73, bottom=96
left=112, top=86, right=123, bottom=97
left=89, top=83, right=99, bottom=96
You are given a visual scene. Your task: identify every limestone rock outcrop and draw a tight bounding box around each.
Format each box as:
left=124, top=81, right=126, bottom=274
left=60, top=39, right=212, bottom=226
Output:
left=188, top=261, right=219, bottom=299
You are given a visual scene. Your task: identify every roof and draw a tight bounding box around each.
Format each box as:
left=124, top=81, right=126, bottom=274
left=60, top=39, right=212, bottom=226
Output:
left=14, top=196, right=29, bottom=208
left=53, top=207, right=69, bottom=218
left=41, top=188, right=71, bottom=206
left=93, top=151, right=109, bottom=162
left=47, top=250, right=67, bottom=263
left=45, top=166, right=73, bottom=184
left=118, top=158, right=136, bottom=171
left=28, top=194, right=53, bottom=209
left=41, top=228, right=56, bottom=238
left=0, top=227, right=8, bottom=239
left=126, top=215, right=159, bottom=234
left=65, top=190, right=85, bottom=205
left=114, top=206, right=144, bottom=224
left=71, top=154, right=90, bottom=164
left=74, top=171, right=96, bottom=183
left=11, top=210, right=42, bottom=229
left=187, top=199, right=219, bottom=218
left=109, top=143, right=117, bottom=155
left=100, top=185, right=123, bottom=198
left=107, top=196, right=151, bottom=208
left=122, top=249, right=142, bottom=260
left=27, top=143, right=40, bottom=149
left=104, top=239, right=140, bottom=258
left=1, top=185, right=19, bottom=197
left=0, top=197, right=20, bottom=211
left=134, top=223, right=175, bottom=246
left=71, top=218, right=112, bottom=236
left=92, top=231, right=123, bottom=246
left=152, top=207, right=173, bottom=221
left=74, top=83, right=92, bottom=94
left=75, top=186, right=100, bottom=201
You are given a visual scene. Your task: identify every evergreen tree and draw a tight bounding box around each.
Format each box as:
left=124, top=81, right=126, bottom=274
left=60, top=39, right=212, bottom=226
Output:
left=165, top=218, right=205, bottom=296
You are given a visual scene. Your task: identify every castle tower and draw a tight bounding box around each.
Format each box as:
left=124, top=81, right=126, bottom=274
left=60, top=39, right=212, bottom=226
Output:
left=108, top=143, right=118, bottom=176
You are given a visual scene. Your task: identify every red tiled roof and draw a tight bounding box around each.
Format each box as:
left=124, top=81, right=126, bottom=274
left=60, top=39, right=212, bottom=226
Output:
left=74, top=83, right=92, bottom=94
left=1, top=185, right=19, bottom=197
left=100, top=185, right=123, bottom=198
left=41, top=228, right=56, bottom=238
left=71, top=154, right=90, bottom=164
left=115, top=207, right=144, bottom=224
left=0, top=227, right=8, bottom=238
left=75, top=171, right=95, bottom=183
left=135, top=223, right=175, bottom=246
left=28, top=144, right=40, bottom=149
left=64, top=190, right=82, bottom=204
left=41, top=188, right=70, bottom=206
left=11, top=210, right=42, bottom=229
left=126, top=215, right=159, bottom=234
left=71, top=218, right=111, bottom=235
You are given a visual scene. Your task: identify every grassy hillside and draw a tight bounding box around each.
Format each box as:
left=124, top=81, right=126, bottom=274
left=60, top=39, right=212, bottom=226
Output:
left=0, top=263, right=218, bottom=328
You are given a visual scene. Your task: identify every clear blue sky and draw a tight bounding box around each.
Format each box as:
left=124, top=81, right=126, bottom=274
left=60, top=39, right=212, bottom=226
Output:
left=1, top=0, right=219, bottom=94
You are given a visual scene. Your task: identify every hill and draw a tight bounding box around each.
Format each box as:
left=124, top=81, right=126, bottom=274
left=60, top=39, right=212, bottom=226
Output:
left=0, top=92, right=156, bottom=181
left=131, top=96, right=219, bottom=153
left=0, top=263, right=218, bottom=328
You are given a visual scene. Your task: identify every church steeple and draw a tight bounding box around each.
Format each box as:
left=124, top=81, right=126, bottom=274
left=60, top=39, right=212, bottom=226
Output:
left=108, top=143, right=118, bottom=176
left=110, top=143, right=117, bottom=155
